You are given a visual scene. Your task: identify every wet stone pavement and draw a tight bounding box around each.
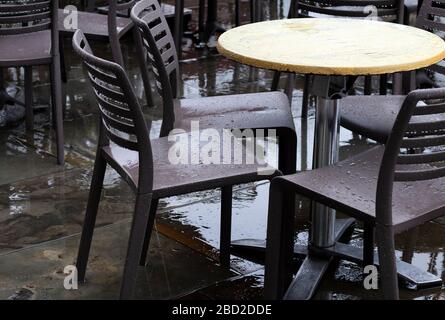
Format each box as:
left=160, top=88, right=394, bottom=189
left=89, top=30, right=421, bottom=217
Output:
left=1, top=0, right=445, bottom=300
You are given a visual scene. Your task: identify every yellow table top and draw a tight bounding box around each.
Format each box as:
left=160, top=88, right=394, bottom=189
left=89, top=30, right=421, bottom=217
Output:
left=217, top=18, right=445, bottom=75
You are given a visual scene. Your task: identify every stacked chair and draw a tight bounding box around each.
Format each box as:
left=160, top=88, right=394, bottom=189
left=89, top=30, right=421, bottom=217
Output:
left=72, top=0, right=298, bottom=299
left=59, top=0, right=154, bottom=107
left=0, top=0, right=64, bottom=164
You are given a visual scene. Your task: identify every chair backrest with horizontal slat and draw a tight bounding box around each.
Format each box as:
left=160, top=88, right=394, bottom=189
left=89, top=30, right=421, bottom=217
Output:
left=131, top=0, right=179, bottom=137
left=416, top=0, right=445, bottom=74
left=289, top=0, right=403, bottom=22
left=376, top=88, right=445, bottom=225
left=0, top=0, right=55, bottom=35
left=417, top=0, right=445, bottom=31
left=72, top=29, right=153, bottom=193
left=0, top=0, right=59, bottom=58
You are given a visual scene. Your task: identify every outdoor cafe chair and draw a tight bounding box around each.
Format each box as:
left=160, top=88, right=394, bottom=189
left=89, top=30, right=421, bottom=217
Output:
left=0, top=0, right=64, bottom=164
left=72, top=29, right=282, bottom=299
left=131, top=0, right=297, bottom=176
left=88, top=0, right=198, bottom=60
left=271, top=0, right=404, bottom=117
left=340, top=0, right=445, bottom=144
left=59, top=0, right=154, bottom=107
left=265, top=87, right=445, bottom=300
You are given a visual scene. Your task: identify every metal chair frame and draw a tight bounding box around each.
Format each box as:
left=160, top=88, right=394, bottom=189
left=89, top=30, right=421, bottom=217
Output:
left=265, top=87, right=445, bottom=299
left=72, top=29, right=282, bottom=299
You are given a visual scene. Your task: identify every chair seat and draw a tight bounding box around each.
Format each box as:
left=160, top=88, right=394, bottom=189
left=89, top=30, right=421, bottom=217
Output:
left=0, top=30, right=52, bottom=67
left=340, top=95, right=406, bottom=143
left=58, top=9, right=133, bottom=40
left=102, top=132, right=280, bottom=199
left=174, top=91, right=295, bottom=132
left=341, top=95, right=445, bottom=143
left=280, top=146, right=445, bottom=232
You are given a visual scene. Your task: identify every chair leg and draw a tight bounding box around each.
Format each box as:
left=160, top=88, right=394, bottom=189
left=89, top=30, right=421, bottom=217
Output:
left=271, top=71, right=281, bottom=91
left=278, top=128, right=297, bottom=175
left=379, top=74, right=388, bottom=95
left=24, top=66, right=33, bottom=131
left=393, top=73, right=403, bottom=95
left=264, top=179, right=296, bottom=299
left=85, top=0, right=95, bottom=11
left=288, top=0, right=297, bottom=18
left=364, top=76, right=372, bottom=95
left=139, top=198, right=159, bottom=266
left=235, top=0, right=241, bottom=26
left=375, top=223, right=399, bottom=299
left=284, top=73, right=295, bottom=103
left=301, top=75, right=310, bottom=118
left=174, top=0, right=184, bottom=60
left=198, top=0, right=206, bottom=44
left=59, top=38, right=67, bottom=84
left=50, top=59, right=65, bottom=165
left=401, top=226, right=419, bottom=264
left=133, top=28, right=154, bottom=108
left=120, top=192, right=153, bottom=299
left=363, top=223, right=375, bottom=267
left=0, top=67, right=4, bottom=89
left=220, top=186, right=232, bottom=268
left=402, top=71, right=416, bottom=94
left=76, top=152, right=107, bottom=282
left=58, top=38, right=68, bottom=121
left=250, top=0, right=255, bottom=22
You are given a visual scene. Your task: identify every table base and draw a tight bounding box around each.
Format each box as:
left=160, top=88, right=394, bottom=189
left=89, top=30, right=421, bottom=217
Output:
left=231, top=218, right=442, bottom=299
left=231, top=218, right=355, bottom=257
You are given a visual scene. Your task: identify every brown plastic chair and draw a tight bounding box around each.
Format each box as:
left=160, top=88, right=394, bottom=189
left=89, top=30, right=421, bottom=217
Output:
left=271, top=0, right=404, bottom=117
left=92, top=0, right=193, bottom=60
left=174, top=0, right=257, bottom=58
left=0, top=0, right=64, bottom=164
left=131, top=0, right=297, bottom=176
left=175, top=0, right=246, bottom=58
left=340, top=0, right=445, bottom=144
left=72, top=29, right=282, bottom=299
left=59, top=0, right=154, bottom=107
left=265, top=87, right=445, bottom=300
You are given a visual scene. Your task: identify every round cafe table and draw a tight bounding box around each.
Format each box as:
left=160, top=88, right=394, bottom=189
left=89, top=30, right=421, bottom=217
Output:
left=217, top=18, right=445, bottom=299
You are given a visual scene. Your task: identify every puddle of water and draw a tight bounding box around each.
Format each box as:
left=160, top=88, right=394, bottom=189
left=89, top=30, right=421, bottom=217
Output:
left=0, top=220, right=234, bottom=300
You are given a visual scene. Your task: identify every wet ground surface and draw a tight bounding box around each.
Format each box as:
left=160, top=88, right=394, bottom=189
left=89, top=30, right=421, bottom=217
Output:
left=1, top=0, right=445, bottom=300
